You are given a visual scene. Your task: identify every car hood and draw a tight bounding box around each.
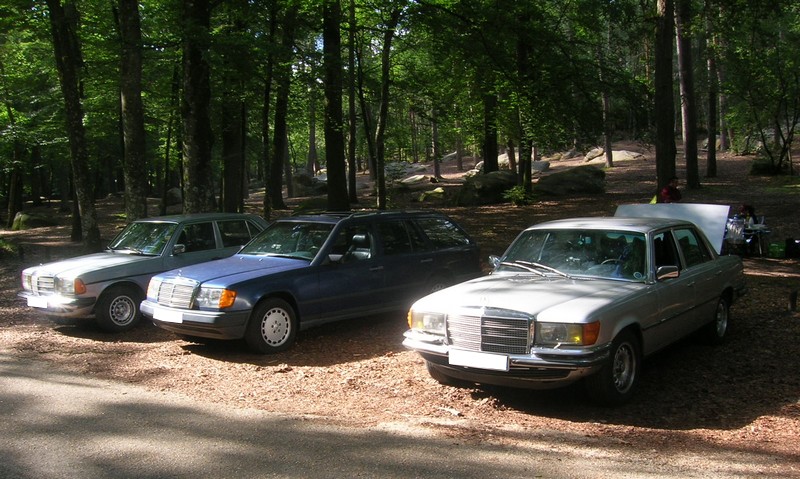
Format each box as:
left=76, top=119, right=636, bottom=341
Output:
left=412, top=273, right=644, bottom=323
left=23, top=252, right=153, bottom=277
left=158, top=254, right=308, bottom=286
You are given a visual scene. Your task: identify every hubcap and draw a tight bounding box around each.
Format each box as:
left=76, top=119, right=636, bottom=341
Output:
left=109, top=296, right=135, bottom=326
left=261, top=307, right=290, bottom=346
left=715, top=301, right=728, bottom=337
left=612, top=342, right=636, bottom=393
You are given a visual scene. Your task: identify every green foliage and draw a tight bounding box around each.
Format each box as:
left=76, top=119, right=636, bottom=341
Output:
left=0, top=238, right=19, bottom=259
left=502, top=185, right=535, bottom=206
left=1, top=0, right=797, bottom=215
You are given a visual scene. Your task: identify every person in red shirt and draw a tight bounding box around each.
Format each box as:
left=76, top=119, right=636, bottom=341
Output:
left=659, top=176, right=682, bottom=203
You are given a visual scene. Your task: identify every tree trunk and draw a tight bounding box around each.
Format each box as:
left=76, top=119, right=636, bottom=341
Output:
left=347, top=0, right=358, bottom=203
left=705, top=2, right=718, bottom=178
left=308, top=87, right=318, bottom=175
left=261, top=2, right=277, bottom=219
left=117, top=0, right=148, bottom=220
left=481, top=82, right=499, bottom=173
left=2, top=80, right=24, bottom=228
left=599, top=27, right=614, bottom=168
left=373, top=8, right=401, bottom=210
left=431, top=110, right=441, bottom=179
left=655, top=0, right=677, bottom=191
left=323, top=0, right=349, bottom=211
left=356, top=40, right=377, bottom=181
left=676, top=0, right=699, bottom=189
left=181, top=0, right=216, bottom=213
left=46, top=0, right=101, bottom=250
left=222, top=91, right=244, bottom=213
left=269, top=5, right=298, bottom=210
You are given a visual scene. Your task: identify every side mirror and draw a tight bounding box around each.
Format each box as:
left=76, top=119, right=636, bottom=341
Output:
left=489, top=255, right=501, bottom=269
left=173, top=244, right=186, bottom=255
left=656, top=265, right=679, bottom=281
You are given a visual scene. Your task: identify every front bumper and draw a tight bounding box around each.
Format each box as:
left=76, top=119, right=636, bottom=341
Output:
left=140, top=300, right=251, bottom=339
left=18, top=291, right=96, bottom=318
left=402, top=331, right=610, bottom=389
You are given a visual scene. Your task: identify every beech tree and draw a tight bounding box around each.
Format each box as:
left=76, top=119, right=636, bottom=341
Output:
left=45, top=0, right=101, bottom=250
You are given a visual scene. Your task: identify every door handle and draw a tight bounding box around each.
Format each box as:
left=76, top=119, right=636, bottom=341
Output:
left=369, top=266, right=384, bottom=272
left=420, top=258, right=434, bottom=264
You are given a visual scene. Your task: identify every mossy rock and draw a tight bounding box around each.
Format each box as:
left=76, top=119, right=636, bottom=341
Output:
left=535, top=165, right=605, bottom=196
left=11, top=212, right=56, bottom=231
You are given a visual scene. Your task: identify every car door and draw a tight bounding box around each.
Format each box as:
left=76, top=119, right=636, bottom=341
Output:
left=673, top=227, right=719, bottom=328
left=645, top=230, right=697, bottom=352
left=163, top=221, right=225, bottom=270
left=375, top=219, right=431, bottom=307
left=309, top=223, right=386, bottom=320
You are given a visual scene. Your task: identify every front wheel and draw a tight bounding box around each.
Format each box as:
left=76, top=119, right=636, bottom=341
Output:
left=702, top=296, right=729, bottom=345
left=95, top=285, right=143, bottom=333
left=585, top=330, right=640, bottom=406
left=245, top=298, right=298, bottom=354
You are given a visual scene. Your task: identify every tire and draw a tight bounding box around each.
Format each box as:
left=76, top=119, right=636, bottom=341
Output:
left=95, top=285, right=143, bottom=333
left=586, top=330, right=640, bottom=406
left=245, top=298, right=298, bottom=354
left=702, top=296, right=729, bottom=345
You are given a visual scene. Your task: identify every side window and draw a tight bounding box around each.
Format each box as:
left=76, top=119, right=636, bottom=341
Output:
left=219, top=220, right=256, bottom=248
left=653, top=231, right=680, bottom=269
left=179, top=222, right=216, bottom=253
left=674, top=228, right=712, bottom=268
left=330, top=225, right=373, bottom=262
left=378, top=221, right=426, bottom=255
left=416, top=217, right=471, bottom=249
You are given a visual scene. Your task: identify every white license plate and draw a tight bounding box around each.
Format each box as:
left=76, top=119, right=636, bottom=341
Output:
left=27, top=296, right=49, bottom=308
left=449, top=349, right=509, bottom=371
left=153, top=307, right=183, bottom=324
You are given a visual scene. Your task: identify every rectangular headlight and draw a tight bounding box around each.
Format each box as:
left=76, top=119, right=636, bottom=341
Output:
left=146, top=278, right=162, bottom=300
left=408, top=310, right=446, bottom=334
left=536, top=322, right=600, bottom=346
left=21, top=272, right=32, bottom=291
left=196, top=287, right=236, bottom=309
left=55, top=277, right=84, bottom=295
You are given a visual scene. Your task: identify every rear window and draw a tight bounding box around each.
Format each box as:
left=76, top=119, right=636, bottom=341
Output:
left=219, top=219, right=261, bottom=248
left=416, top=217, right=472, bottom=249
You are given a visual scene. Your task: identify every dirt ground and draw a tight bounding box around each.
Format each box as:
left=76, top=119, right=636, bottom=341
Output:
left=2, top=143, right=800, bottom=477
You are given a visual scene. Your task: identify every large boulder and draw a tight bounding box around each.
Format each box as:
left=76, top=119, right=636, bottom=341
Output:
left=164, top=187, right=182, bottom=206
left=455, top=170, right=518, bottom=206
left=535, top=165, right=605, bottom=196
left=12, top=212, right=56, bottom=231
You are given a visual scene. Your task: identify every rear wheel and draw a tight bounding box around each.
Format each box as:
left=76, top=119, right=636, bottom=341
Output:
left=95, top=285, right=143, bottom=333
left=702, top=296, right=729, bottom=345
left=245, top=298, right=298, bottom=354
left=586, top=330, right=640, bottom=406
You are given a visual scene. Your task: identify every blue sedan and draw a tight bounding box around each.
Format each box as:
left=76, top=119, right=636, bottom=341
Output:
left=141, top=211, right=481, bottom=353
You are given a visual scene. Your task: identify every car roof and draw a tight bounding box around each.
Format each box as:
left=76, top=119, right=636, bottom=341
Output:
left=132, top=212, right=265, bottom=224
left=528, top=216, right=694, bottom=234
left=279, top=210, right=449, bottom=224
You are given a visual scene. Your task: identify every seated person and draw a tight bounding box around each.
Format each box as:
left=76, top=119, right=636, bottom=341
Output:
left=738, top=203, right=756, bottom=225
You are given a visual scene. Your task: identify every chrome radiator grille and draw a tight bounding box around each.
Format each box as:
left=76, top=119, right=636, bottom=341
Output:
left=33, top=275, right=55, bottom=295
left=155, top=280, right=197, bottom=308
left=447, top=308, right=532, bottom=354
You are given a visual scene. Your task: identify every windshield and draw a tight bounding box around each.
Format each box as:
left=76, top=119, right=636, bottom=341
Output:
left=498, top=229, right=648, bottom=282
left=240, top=221, right=334, bottom=260
left=108, top=222, right=178, bottom=256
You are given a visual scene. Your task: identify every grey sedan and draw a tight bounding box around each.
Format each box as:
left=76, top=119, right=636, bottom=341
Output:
left=19, top=213, right=267, bottom=332
left=403, top=214, right=747, bottom=405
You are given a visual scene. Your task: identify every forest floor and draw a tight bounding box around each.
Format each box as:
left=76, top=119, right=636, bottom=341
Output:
left=2, top=141, right=800, bottom=477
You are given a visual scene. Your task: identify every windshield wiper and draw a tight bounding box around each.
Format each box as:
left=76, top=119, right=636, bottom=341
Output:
left=109, top=247, right=148, bottom=255
left=501, top=260, right=572, bottom=279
